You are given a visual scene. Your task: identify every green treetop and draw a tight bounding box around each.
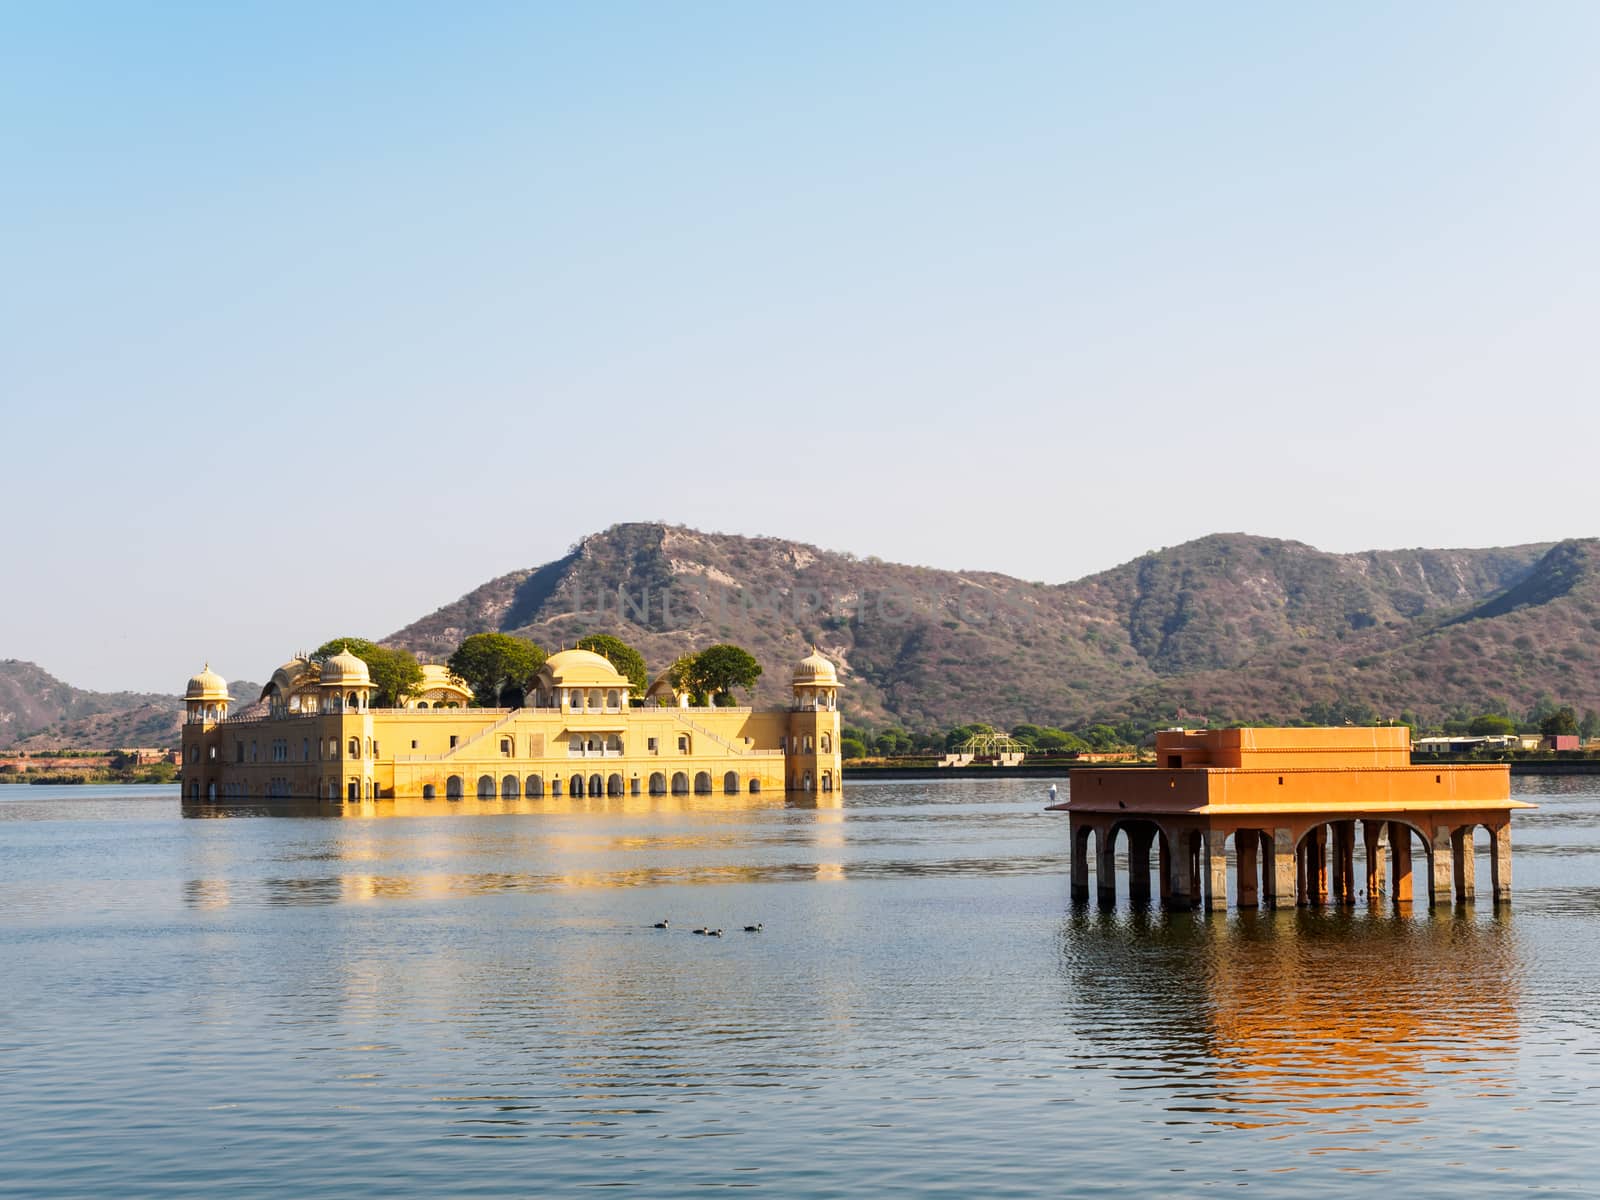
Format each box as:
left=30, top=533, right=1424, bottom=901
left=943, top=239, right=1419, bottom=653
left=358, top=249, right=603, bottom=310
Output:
left=447, top=633, right=546, bottom=707
left=575, top=634, right=648, bottom=698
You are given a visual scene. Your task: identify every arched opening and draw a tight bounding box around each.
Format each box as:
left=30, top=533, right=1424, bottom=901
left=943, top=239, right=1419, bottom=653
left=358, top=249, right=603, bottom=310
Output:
left=821, top=733, right=832, bottom=753
left=748, top=778, right=761, bottom=794
left=821, top=770, right=833, bottom=792
left=526, top=774, right=544, bottom=798
left=693, top=770, right=712, bottom=795
left=347, top=691, right=358, bottom=708
left=606, top=689, right=619, bottom=710
left=723, top=770, right=740, bottom=795
left=671, top=771, right=689, bottom=796
left=206, top=781, right=216, bottom=801
left=502, top=774, right=519, bottom=799
left=649, top=772, right=667, bottom=795
left=347, top=780, right=359, bottom=802
left=477, top=774, right=495, bottom=799
left=416, top=701, right=428, bottom=710
left=570, top=774, right=585, bottom=798
left=446, top=775, right=463, bottom=799
left=348, top=737, right=360, bottom=759
left=607, top=773, right=623, bottom=797
left=422, top=784, right=436, bottom=799
left=588, top=773, right=602, bottom=799
left=189, top=781, right=200, bottom=800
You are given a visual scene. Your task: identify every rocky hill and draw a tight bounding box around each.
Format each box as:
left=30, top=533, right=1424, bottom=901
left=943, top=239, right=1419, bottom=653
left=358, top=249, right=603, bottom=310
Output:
left=0, top=661, right=256, bottom=751
left=386, top=523, right=1590, bottom=731
left=8, top=524, right=1592, bottom=747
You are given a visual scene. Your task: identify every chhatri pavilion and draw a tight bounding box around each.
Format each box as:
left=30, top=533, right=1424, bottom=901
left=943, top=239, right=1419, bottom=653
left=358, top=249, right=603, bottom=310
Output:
left=180, top=647, right=843, bottom=803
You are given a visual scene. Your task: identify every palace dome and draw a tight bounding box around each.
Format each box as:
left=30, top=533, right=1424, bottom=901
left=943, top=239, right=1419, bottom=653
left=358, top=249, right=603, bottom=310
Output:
left=319, top=649, right=371, bottom=687
left=185, top=664, right=229, bottom=701
left=540, top=648, right=628, bottom=688
left=792, top=649, right=838, bottom=686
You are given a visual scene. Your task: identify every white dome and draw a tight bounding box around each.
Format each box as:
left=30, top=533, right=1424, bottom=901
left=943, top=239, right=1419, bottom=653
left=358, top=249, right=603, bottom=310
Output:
left=792, top=649, right=838, bottom=686
left=320, top=649, right=371, bottom=686
left=184, top=664, right=229, bottom=701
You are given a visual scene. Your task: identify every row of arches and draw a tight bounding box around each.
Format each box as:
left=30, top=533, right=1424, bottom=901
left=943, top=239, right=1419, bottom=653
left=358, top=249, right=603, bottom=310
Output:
left=1071, top=816, right=1513, bottom=911
left=419, top=770, right=765, bottom=800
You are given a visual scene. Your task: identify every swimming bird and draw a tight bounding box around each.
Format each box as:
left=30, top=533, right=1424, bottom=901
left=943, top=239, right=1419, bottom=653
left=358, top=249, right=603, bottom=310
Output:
left=743, top=924, right=763, bottom=932
left=653, top=920, right=670, bottom=929
left=692, top=927, right=708, bottom=935
left=708, top=929, right=724, bottom=937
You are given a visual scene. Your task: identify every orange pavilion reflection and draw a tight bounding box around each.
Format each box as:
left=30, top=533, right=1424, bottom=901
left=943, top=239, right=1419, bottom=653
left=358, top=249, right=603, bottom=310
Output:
left=1064, top=908, right=1521, bottom=1139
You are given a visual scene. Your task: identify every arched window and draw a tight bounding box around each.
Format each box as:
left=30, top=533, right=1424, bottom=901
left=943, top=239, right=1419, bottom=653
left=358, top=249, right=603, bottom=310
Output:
left=649, top=772, right=667, bottom=795
left=349, top=737, right=360, bottom=759
left=417, top=701, right=428, bottom=710
left=502, top=774, right=519, bottom=799
left=526, top=774, right=544, bottom=798
left=671, top=771, right=688, bottom=795
left=821, top=733, right=831, bottom=753
left=606, top=734, right=622, bottom=754
left=822, top=770, right=833, bottom=792
left=694, top=771, right=712, bottom=795
left=723, top=771, right=739, bottom=795
left=606, top=689, right=619, bottom=710
left=348, top=692, right=358, bottom=708
left=477, top=774, right=495, bottom=798
left=748, top=778, right=761, bottom=795
left=446, top=775, right=463, bottom=799
left=422, top=784, right=436, bottom=799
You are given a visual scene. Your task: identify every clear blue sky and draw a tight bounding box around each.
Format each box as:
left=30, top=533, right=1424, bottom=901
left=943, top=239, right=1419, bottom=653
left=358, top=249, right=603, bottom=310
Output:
left=4, top=2, right=1598, bottom=692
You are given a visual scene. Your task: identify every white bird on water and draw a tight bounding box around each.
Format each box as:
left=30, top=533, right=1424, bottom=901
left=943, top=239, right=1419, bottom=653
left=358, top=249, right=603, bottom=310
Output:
left=1047, top=783, right=1059, bottom=806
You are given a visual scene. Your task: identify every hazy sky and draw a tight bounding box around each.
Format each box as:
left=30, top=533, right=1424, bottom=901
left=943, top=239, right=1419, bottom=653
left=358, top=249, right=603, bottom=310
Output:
left=5, top=2, right=1598, bottom=692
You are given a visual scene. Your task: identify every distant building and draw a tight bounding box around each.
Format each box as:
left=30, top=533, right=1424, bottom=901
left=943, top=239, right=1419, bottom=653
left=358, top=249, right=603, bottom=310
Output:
left=1544, top=734, right=1580, bottom=752
left=179, top=649, right=844, bottom=803
left=1413, top=735, right=1519, bottom=754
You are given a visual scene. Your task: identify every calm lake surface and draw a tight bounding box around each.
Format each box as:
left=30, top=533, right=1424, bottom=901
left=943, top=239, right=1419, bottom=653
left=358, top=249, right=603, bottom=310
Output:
left=4, top=777, right=1599, bottom=1196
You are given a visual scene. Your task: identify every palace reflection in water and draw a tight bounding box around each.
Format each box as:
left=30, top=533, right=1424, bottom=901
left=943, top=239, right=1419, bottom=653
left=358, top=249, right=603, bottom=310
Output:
left=7, top=777, right=1583, bottom=1197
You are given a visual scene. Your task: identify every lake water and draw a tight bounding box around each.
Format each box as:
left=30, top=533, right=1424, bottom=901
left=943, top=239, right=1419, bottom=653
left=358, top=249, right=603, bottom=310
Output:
left=3, top=777, right=1598, bottom=1196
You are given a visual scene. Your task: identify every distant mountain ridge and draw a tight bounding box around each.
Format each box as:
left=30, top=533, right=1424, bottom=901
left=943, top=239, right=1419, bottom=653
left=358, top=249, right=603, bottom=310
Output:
left=7, top=524, right=1594, bottom=748
left=385, top=523, right=1591, bottom=731
left=0, top=661, right=255, bottom=751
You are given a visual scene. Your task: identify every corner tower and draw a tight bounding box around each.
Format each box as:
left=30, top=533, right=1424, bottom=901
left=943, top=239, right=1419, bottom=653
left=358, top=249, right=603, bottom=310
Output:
left=787, top=649, right=842, bottom=792
left=181, top=664, right=229, bottom=801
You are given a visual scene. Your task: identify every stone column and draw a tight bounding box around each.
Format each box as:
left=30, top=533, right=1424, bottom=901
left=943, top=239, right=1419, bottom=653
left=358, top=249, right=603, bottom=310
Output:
left=1096, top=824, right=1118, bottom=905
left=1295, top=836, right=1308, bottom=906
left=1157, top=834, right=1171, bottom=904
left=1362, top=820, right=1383, bottom=902
left=1313, top=826, right=1330, bottom=905
left=1336, top=821, right=1357, bottom=904
left=1169, top=833, right=1194, bottom=912
left=1236, top=831, right=1259, bottom=908
left=1270, top=829, right=1297, bottom=910
left=1128, top=826, right=1155, bottom=901
left=1204, top=830, right=1229, bottom=912
left=1070, top=816, right=1090, bottom=902
left=1390, top=822, right=1413, bottom=904
left=1430, top=826, right=1454, bottom=908
left=1489, top=824, right=1513, bottom=902
left=1452, top=826, right=1476, bottom=903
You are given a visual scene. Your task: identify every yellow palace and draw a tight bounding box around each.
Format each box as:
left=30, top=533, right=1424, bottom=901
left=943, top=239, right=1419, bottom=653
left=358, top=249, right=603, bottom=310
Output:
left=180, top=648, right=843, bottom=803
